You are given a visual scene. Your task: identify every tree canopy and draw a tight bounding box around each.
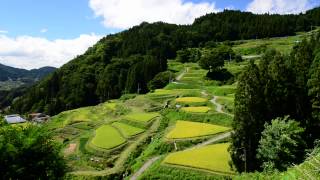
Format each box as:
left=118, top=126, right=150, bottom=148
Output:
left=257, top=116, right=306, bottom=171
left=0, top=125, right=67, bottom=179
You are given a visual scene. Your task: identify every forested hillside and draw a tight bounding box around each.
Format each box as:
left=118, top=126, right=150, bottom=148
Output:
left=11, top=8, right=320, bottom=115
left=0, top=63, right=56, bottom=81
left=230, top=31, right=320, bottom=172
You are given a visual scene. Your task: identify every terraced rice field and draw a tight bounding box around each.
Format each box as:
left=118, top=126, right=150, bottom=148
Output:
left=175, top=97, right=207, bottom=103
left=124, top=112, right=159, bottom=123
left=91, top=125, right=126, bottom=149
left=112, top=122, right=145, bottom=138
left=166, top=120, right=230, bottom=139
left=181, top=106, right=211, bottom=113
left=151, top=89, right=176, bottom=95
left=205, top=85, right=235, bottom=96
left=163, top=143, right=233, bottom=174
left=104, top=102, right=117, bottom=110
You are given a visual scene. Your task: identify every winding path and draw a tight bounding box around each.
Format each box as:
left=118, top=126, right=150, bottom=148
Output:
left=130, top=156, right=161, bottom=180
left=175, top=67, right=189, bottom=81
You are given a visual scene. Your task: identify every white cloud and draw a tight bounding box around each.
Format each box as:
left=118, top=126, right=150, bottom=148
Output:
left=0, top=34, right=101, bottom=69
left=89, top=0, right=219, bottom=29
left=246, top=0, right=315, bottom=14
left=0, top=30, right=8, bottom=34
left=40, top=28, right=48, bottom=33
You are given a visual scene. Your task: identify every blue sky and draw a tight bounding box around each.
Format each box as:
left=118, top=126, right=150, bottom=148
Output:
left=0, top=0, right=251, bottom=39
left=0, top=0, right=319, bottom=69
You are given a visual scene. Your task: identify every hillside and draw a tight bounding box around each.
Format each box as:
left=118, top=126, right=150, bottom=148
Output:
left=10, top=8, right=320, bottom=116
left=8, top=29, right=312, bottom=179
left=0, top=64, right=56, bottom=109
left=2, top=25, right=319, bottom=180
left=0, top=63, right=56, bottom=82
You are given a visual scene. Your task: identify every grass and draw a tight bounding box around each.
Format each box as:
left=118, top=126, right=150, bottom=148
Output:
left=205, top=85, right=236, bottom=96
left=232, top=32, right=310, bottom=55
left=124, top=112, right=159, bottom=123
left=91, top=125, right=126, bottom=149
left=216, top=96, right=234, bottom=114
left=175, top=97, right=207, bottom=103
left=166, top=120, right=230, bottom=139
left=165, top=82, right=201, bottom=90
left=180, top=106, right=211, bottom=113
left=163, top=143, right=233, bottom=174
left=112, top=122, right=145, bottom=138
left=139, top=157, right=227, bottom=180
left=103, top=103, right=117, bottom=110
left=151, top=89, right=176, bottom=95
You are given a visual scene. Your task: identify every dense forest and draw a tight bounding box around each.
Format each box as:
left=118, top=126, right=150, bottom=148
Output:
left=11, top=7, right=320, bottom=115
left=230, top=32, right=320, bottom=172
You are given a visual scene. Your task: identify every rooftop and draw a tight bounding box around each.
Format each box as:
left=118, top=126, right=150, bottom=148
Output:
left=4, top=114, right=26, bottom=124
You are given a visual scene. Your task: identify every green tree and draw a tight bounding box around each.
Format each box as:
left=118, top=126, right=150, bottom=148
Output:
left=198, top=49, right=225, bottom=71
left=308, top=52, right=320, bottom=109
left=230, top=61, right=266, bottom=172
left=0, top=125, right=67, bottom=179
left=148, top=71, right=174, bottom=90
left=257, top=116, right=306, bottom=171
left=176, top=49, right=191, bottom=63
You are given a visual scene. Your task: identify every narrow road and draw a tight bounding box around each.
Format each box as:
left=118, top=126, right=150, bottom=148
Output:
left=211, top=96, right=224, bottom=113
left=201, top=90, right=233, bottom=117
left=175, top=67, right=189, bottom=81
left=130, top=156, right=161, bottom=180
left=190, top=131, right=232, bottom=150
left=210, top=96, right=234, bottom=117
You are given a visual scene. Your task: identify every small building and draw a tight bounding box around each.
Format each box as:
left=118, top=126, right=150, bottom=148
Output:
left=4, top=114, right=26, bottom=124
left=29, top=113, right=50, bottom=123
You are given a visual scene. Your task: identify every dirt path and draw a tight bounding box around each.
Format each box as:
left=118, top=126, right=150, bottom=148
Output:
left=175, top=67, right=189, bottom=81
left=64, top=143, right=77, bottom=155
left=190, top=131, right=232, bottom=150
left=130, top=156, right=161, bottom=180
left=210, top=96, right=233, bottom=117
left=201, top=90, right=233, bottom=116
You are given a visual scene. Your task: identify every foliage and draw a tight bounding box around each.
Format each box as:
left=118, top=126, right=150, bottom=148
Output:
left=231, top=31, right=320, bottom=172
left=166, top=120, right=230, bottom=139
left=0, top=125, right=67, bottom=179
left=176, top=48, right=201, bottom=63
left=230, top=61, right=265, bottom=172
left=148, top=71, right=175, bottom=90
left=256, top=116, right=306, bottom=171
left=91, top=125, right=126, bottom=149
left=198, top=49, right=225, bottom=71
left=163, top=143, right=233, bottom=174
left=308, top=52, right=320, bottom=109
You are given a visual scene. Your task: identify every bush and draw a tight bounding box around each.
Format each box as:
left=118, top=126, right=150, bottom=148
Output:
left=257, top=116, right=306, bottom=171
left=148, top=71, right=175, bottom=90
left=0, top=125, right=67, bottom=179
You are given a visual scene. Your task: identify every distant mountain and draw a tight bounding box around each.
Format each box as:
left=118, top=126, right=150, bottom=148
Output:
left=0, top=64, right=56, bottom=109
left=0, top=63, right=56, bottom=81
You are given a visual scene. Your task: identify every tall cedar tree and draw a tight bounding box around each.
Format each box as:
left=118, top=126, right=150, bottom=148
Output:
left=230, top=61, right=265, bottom=172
